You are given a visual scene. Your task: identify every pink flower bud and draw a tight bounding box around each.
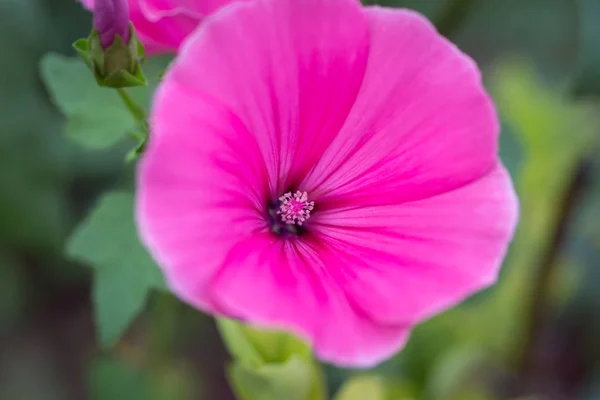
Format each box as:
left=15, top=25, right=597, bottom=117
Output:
left=93, top=0, right=130, bottom=49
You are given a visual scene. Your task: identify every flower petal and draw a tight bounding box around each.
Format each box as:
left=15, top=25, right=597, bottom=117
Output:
left=169, top=0, right=370, bottom=197
left=138, top=79, right=271, bottom=311
left=209, top=233, right=412, bottom=367
left=80, top=0, right=94, bottom=8
left=130, top=0, right=200, bottom=52
left=304, top=7, right=499, bottom=206
left=138, top=0, right=241, bottom=21
left=79, top=0, right=202, bottom=53
left=312, top=164, right=518, bottom=325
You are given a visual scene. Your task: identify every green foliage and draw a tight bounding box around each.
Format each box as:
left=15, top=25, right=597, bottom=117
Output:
left=77, top=24, right=148, bottom=89
left=67, top=192, right=165, bottom=346
left=471, top=59, right=595, bottom=351
left=229, top=356, right=326, bottom=400
left=0, top=0, right=77, bottom=251
left=333, top=375, right=416, bottom=400
left=40, top=53, right=170, bottom=149
left=41, top=54, right=137, bottom=149
left=89, top=353, right=201, bottom=400
left=218, top=319, right=326, bottom=400
left=217, top=318, right=312, bottom=366
left=425, top=347, right=489, bottom=400
left=485, top=60, right=597, bottom=352
left=333, top=376, right=388, bottom=400
left=89, top=357, right=152, bottom=400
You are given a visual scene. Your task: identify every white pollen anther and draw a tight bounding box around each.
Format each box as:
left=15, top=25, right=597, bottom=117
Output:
left=276, top=191, right=315, bottom=226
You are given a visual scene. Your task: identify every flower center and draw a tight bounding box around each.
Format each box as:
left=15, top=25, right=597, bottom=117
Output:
left=277, top=191, right=315, bottom=226
left=268, top=190, right=315, bottom=236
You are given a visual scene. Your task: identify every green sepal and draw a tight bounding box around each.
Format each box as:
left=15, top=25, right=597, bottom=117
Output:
left=73, top=23, right=147, bottom=89
left=73, top=38, right=93, bottom=69
left=103, top=67, right=147, bottom=89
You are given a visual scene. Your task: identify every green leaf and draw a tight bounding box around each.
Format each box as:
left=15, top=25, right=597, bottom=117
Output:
left=425, top=347, right=488, bottom=400
left=229, top=356, right=326, bottom=400
left=40, top=53, right=137, bottom=149
left=333, top=376, right=387, bottom=400
left=498, top=119, right=524, bottom=180
left=40, top=53, right=170, bottom=150
left=334, top=375, right=417, bottom=400
left=89, top=356, right=151, bottom=400
left=73, top=38, right=93, bottom=69
left=67, top=192, right=165, bottom=346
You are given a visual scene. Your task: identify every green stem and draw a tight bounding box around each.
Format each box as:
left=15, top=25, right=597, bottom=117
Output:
left=117, top=88, right=148, bottom=130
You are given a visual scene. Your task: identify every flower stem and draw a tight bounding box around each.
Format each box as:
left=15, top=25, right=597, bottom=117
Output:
left=116, top=87, right=148, bottom=130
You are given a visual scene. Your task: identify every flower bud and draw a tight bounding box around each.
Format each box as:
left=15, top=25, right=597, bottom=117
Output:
left=94, top=0, right=130, bottom=49
left=73, top=0, right=147, bottom=89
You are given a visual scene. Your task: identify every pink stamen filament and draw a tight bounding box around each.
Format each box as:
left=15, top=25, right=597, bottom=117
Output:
left=276, top=191, right=315, bottom=226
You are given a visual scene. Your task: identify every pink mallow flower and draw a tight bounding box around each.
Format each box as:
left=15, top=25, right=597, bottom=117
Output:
left=80, top=0, right=244, bottom=53
left=137, top=0, right=519, bottom=367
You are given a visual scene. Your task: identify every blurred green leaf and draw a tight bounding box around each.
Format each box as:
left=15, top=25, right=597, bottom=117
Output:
left=333, top=376, right=387, bottom=400
left=229, top=356, right=326, bottom=400
left=498, top=120, right=524, bottom=180
left=426, top=347, right=489, bottom=400
left=572, top=0, right=600, bottom=96
left=40, top=54, right=171, bottom=149
left=0, top=2, right=74, bottom=251
left=67, top=192, right=165, bottom=346
left=217, top=318, right=311, bottom=368
left=481, top=60, right=598, bottom=354
left=40, top=53, right=136, bottom=149
left=89, top=356, right=151, bottom=400
left=148, top=364, right=199, bottom=400
left=333, top=375, right=417, bottom=400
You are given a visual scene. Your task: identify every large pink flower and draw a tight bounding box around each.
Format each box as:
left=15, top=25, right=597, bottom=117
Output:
left=80, top=0, right=243, bottom=53
left=137, top=0, right=518, bottom=367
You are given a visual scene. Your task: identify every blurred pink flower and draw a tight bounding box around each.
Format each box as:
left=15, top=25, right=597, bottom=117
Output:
left=80, top=0, right=243, bottom=53
left=137, top=0, right=519, bottom=367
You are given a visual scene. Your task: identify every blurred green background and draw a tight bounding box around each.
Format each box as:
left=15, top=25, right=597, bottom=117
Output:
left=1, top=0, right=600, bottom=399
